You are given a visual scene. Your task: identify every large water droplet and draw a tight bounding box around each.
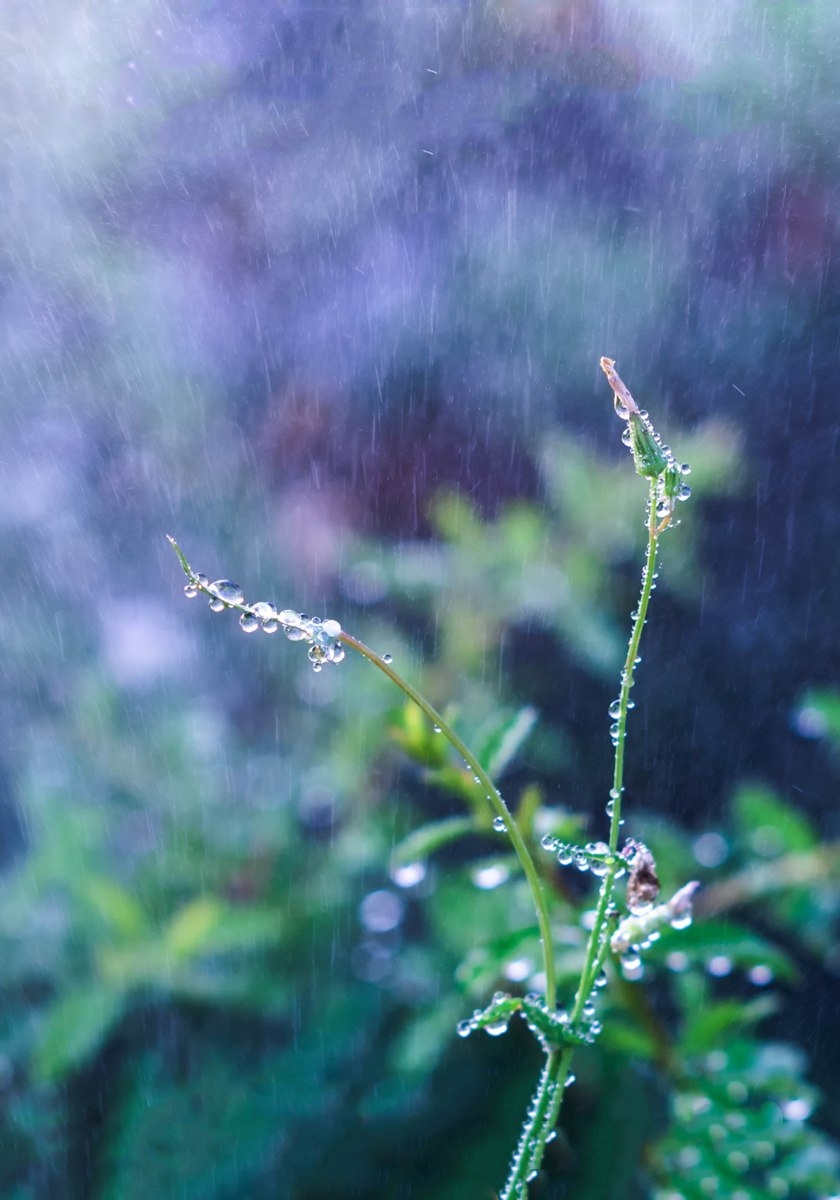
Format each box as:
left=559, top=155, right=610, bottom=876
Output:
left=485, top=1020, right=509, bottom=1037
left=382, top=653, right=393, bottom=664
left=492, top=815, right=506, bottom=832
left=184, top=583, right=198, bottom=598
left=208, top=597, right=226, bottom=613
left=239, top=612, right=260, bottom=633
left=322, top=618, right=342, bottom=638
left=608, top=698, right=622, bottom=720
left=210, top=580, right=244, bottom=605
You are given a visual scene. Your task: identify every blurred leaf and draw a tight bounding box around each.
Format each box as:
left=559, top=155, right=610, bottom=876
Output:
left=650, top=918, right=798, bottom=983
left=679, top=996, right=778, bottom=1056
left=476, top=705, right=538, bottom=779
left=390, top=817, right=477, bottom=870
left=33, top=983, right=126, bottom=1082
left=732, top=784, right=817, bottom=859
left=164, top=898, right=285, bottom=961
left=76, top=877, right=148, bottom=941
left=794, top=688, right=840, bottom=747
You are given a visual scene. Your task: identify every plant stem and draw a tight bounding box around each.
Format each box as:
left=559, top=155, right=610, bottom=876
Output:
left=499, top=479, right=663, bottom=1198
left=569, top=477, right=659, bottom=1023
left=340, top=631, right=558, bottom=1012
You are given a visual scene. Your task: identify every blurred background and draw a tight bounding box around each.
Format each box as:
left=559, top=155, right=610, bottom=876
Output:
left=1, top=1, right=839, bottom=1197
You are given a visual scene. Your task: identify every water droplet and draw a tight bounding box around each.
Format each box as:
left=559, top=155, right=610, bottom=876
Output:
left=195, top=573, right=209, bottom=588
left=382, top=653, right=393, bottom=664
left=432, top=724, right=441, bottom=733
left=656, top=499, right=671, bottom=519
left=540, top=833, right=558, bottom=852
left=605, top=799, right=615, bottom=818
left=574, top=852, right=590, bottom=872
left=239, top=612, right=260, bottom=633
left=330, top=645, right=346, bottom=663
left=594, top=971, right=607, bottom=988
left=252, top=602, right=277, bottom=622
left=680, top=463, right=691, bottom=475
left=278, top=609, right=300, bottom=626
left=608, top=698, right=622, bottom=720
left=261, top=618, right=279, bottom=634
left=614, top=395, right=630, bottom=419
left=670, top=911, right=692, bottom=931
left=208, top=597, right=226, bottom=612
left=322, top=618, right=342, bottom=638
left=677, top=483, right=691, bottom=501
left=621, top=426, right=632, bottom=446
left=209, top=580, right=244, bottom=605
left=284, top=626, right=306, bottom=642
left=706, top=954, right=732, bottom=977
left=556, top=846, right=574, bottom=866
left=564, top=1073, right=576, bottom=1088
left=184, top=583, right=198, bottom=598
left=485, top=1020, right=508, bottom=1037
left=620, top=951, right=643, bottom=980
left=456, top=1020, right=473, bottom=1038
left=492, top=815, right=506, bottom=832
left=747, top=963, right=773, bottom=987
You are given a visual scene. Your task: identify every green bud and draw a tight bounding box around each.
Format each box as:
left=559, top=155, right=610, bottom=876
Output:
left=629, top=413, right=668, bottom=479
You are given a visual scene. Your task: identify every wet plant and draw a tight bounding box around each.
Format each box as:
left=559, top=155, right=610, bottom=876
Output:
left=167, top=361, right=826, bottom=1198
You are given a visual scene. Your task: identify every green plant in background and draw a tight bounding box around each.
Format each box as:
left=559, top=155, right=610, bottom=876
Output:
left=167, top=358, right=732, bottom=1198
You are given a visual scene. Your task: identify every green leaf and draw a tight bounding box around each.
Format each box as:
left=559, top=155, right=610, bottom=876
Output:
left=164, top=898, right=284, bottom=961
left=650, top=918, right=798, bottom=983
left=732, top=784, right=817, bottom=859
left=390, top=817, right=477, bottom=869
left=476, top=705, right=538, bottom=780
left=33, top=983, right=126, bottom=1081
left=679, top=996, right=778, bottom=1056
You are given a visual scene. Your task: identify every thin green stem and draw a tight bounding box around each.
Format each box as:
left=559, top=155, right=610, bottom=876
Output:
left=609, top=477, right=659, bottom=854
left=166, top=536, right=557, bottom=1012
left=499, top=1047, right=572, bottom=1200
left=340, top=631, right=557, bottom=1012
left=568, top=477, right=659, bottom=1023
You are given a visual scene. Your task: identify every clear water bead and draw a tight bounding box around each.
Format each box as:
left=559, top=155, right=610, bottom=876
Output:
left=382, top=653, right=393, bottom=664
left=322, top=618, right=342, bottom=638
left=208, top=597, right=226, bottom=613
left=209, top=580, right=244, bottom=605
left=492, top=815, right=507, bottom=833
left=239, top=612, right=260, bottom=633
left=184, top=583, right=198, bottom=598
left=608, top=698, right=622, bottom=720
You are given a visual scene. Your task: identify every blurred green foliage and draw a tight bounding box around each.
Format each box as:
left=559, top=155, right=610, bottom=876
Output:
left=2, top=416, right=838, bottom=1198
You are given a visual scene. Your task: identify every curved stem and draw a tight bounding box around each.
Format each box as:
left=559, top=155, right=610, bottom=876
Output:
left=166, top=538, right=557, bottom=1011
left=340, top=631, right=558, bottom=1012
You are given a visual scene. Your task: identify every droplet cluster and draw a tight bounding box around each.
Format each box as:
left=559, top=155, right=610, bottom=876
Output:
left=611, top=879, right=700, bottom=976
left=539, top=835, right=625, bottom=879
left=184, top=573, right=344, bottom=670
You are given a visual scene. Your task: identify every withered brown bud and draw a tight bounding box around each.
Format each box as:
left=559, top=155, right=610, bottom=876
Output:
left=625, top=841, right=660, bottom=915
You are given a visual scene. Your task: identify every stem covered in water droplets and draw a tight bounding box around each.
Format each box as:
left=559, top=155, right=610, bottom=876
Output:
left=167, top=358, right=692, bottom=1200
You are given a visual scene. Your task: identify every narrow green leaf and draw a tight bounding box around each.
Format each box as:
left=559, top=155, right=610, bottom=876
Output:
left=390, top=817, right=477, bottom=869
left=34, top=984, right=126, bottom=1081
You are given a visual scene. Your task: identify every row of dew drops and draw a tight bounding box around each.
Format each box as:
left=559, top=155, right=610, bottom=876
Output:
left=184, top=575, right=345, bottom=670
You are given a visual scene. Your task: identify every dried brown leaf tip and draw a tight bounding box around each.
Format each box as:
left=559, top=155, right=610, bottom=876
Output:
left=624, top=840, right=660, bottom=915
left=600, top=356, right=640, bottom=419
